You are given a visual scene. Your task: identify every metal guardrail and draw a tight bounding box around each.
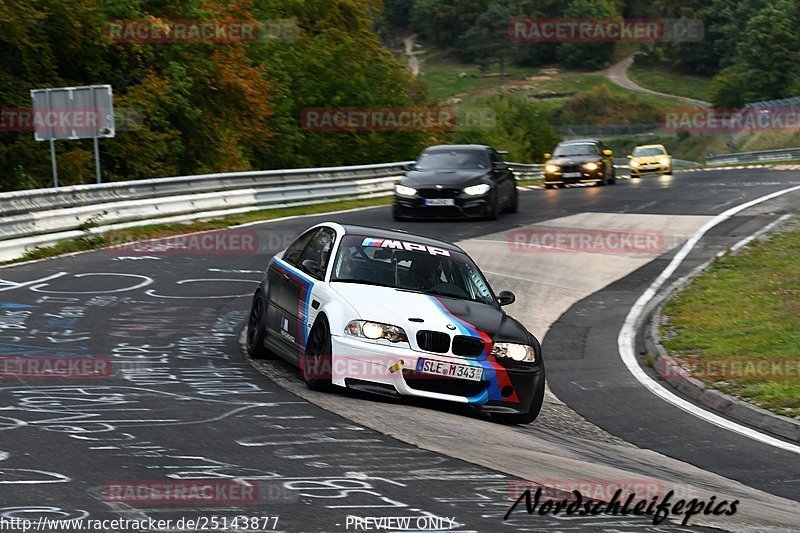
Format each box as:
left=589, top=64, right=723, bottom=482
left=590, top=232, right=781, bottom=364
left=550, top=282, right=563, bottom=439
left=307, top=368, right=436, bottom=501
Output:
left=508, top=163, right=544, bottom=179
left=706, top=147, right=800, bottom=166
left=0, top=162, right=413, bottom=262
left=0, top=161, right=547, bottom=262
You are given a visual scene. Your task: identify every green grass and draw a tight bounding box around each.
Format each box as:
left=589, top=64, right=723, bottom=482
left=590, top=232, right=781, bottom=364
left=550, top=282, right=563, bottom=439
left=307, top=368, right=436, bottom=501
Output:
left=422, top=54, right=687, bottom=112
left=5, top=195, right=392, bottom=266
left=661, top=218, right=800, bottom=418
left=627, top=64, right=712, bottom=102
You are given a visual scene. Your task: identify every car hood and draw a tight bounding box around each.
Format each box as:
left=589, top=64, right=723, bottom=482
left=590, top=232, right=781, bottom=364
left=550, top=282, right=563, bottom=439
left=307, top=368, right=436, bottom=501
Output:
left=548, top=155, right=602, bottom=166
left=632, top=155, right=667, bottom=163
left=401, top=169, right=489, bottom=187
left=330, top=283, right=530, bottom=345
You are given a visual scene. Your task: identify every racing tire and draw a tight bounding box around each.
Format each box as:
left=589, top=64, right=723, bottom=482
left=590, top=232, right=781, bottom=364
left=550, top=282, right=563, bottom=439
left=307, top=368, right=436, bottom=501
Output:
left=665, top=169, right=672, bottom=175
left=607, top=166, right=617, bottom=185
left=544, top=183, right=555, bottom=190
left=486, top=195, right=500, bottom=220
left=303, top=316, right=334, bottom=392
left=392, top=206, right=408, bottom=221
left=506, top=187, right=519, bottom=213
left=491, top=364, right=546, bottom=425
left=246, top=290, right=275, bottom=359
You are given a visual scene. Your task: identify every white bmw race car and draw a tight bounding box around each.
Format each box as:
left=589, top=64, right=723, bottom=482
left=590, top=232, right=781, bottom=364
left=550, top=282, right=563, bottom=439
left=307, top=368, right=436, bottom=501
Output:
left=246, top=222, right=545, bottom=424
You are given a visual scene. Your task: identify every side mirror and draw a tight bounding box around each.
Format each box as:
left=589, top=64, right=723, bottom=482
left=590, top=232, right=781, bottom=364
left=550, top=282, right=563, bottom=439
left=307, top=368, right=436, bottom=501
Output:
left=497, top=150, right=509, bottom=155
left=301, top=259, right=324, bottom=278
left=603, top=149, right=613, bottom=156
left=493, top=162, right=509, bottom=170
left=626, top=154, right=632, bottom=159
left=402, top=162, right=416, bottom=171
left=543, top=153, right=552, bottom=160
left=497, top=290, right=515, bottom=306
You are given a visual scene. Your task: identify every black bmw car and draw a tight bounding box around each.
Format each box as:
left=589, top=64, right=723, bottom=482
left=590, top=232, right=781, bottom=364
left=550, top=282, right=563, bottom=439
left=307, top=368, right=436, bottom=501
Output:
left=543, top=139, right=616, bottom=188
left=393, top=144, right=518, bottom=220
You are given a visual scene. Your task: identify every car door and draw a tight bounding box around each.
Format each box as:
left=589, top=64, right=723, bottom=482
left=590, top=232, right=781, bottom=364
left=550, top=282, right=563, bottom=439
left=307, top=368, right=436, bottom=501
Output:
left=282, top=227, right=336, bottom=356
left=267, top=228, right=318, bottom=350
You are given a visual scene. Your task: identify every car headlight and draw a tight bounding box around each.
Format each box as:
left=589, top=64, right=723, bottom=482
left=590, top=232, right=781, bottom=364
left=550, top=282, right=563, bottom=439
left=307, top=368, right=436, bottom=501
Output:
left=395, top=184, right=417, bottom=196
left=345, top=320, right=408, bottom=343
left=658, top=157, right=670, bottom=165
left=463, top=184, right=491, bottom=196
left=490, top=342, right=536, bottom=362
left=630, top=160, right=640, bottom=167
left=545, top=164, right=559, bottom=173
left=583, top=162, right=598, bottom=171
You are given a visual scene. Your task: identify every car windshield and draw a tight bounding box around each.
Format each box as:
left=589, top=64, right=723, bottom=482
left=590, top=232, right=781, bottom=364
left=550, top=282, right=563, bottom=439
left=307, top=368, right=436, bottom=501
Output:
left=416, top=150, right=490, bottom=171
left=633, top=147, right=666, bottom=156
left=331, top=235, right=496, bottom=305
left=553, top=144, right=598, bottom=156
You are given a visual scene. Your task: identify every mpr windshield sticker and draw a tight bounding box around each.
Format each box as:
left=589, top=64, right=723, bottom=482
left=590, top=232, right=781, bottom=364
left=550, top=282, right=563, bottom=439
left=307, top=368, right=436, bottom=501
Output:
left=361, top=237, right=451, bottom=257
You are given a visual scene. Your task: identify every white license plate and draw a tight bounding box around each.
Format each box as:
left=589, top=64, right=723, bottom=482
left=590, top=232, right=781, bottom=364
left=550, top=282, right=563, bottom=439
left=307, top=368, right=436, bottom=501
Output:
left=424, top=198, right=455, bottom=206
left=563, top=172, right=581, bottom=178
left=416, top=358, right=483, bottom=381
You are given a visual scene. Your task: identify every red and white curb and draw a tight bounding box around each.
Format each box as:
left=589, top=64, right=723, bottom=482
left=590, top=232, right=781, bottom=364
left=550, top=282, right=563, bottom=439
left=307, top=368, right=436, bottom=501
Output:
left=682, top=165, right=769, bottom=172
left=517, top=176, right=632, bottom=190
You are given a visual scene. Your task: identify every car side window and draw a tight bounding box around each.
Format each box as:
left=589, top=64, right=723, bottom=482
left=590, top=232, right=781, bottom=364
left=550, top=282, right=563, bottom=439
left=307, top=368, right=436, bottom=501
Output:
left=283, top=228, right=319, bottom=267
left=299, top=227, right=336, bottom=279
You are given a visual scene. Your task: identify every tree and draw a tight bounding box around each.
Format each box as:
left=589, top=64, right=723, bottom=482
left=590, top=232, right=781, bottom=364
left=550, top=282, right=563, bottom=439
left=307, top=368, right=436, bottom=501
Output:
left=459, top=3, right=516, bottom=82
left=410, top=0, right=489, bottom=47
left=709, top=0, right=800, bottom=107
left=555, top=0, right=618, bottom=70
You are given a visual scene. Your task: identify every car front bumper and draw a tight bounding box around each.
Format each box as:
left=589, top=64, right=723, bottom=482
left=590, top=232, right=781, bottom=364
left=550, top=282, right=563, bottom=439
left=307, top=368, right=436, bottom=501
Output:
left=393, top=192, right=493, bottom=218
left=630, top=163, right=670, bottom=175
left=330, top=334, right=542, bottom=414
left=544, top=168, right=605, bottom=185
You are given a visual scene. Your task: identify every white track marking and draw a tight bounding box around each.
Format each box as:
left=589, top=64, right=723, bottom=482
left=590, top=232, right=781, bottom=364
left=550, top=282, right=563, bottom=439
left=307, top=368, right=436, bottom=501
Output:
left=618, top=184, right=800, bottom=454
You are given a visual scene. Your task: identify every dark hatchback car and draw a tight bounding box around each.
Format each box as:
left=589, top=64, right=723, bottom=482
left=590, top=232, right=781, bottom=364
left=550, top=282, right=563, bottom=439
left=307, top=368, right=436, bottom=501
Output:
left=393, top=144, right=518, bottom=220
left=543, top=139, right=616, bottom=189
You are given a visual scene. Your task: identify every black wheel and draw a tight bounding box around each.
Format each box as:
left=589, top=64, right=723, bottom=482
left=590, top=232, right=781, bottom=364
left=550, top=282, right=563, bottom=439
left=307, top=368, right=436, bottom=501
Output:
left=506, top=187, right=519, bottom=213
left=303, top=316, right=333, bottom=391
left=392, top=206, right=408, bottom=221
left=665, top=169, right=672, bottom=175
left=492, top=364, right=546, bottom=425
left=544, top=183, right=555, bottom=190
left=246, top=291, right=275, bottom=359
left=608, top=166, right=617, bottom=185
left=597, top=175, right=607, bottom=186
left=486, top=194, right=500, bottom=220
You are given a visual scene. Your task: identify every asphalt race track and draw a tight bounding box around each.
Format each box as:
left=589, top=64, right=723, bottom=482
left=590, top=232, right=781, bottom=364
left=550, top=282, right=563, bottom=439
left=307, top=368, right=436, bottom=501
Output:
left=1, top=169, right=799, bottom=532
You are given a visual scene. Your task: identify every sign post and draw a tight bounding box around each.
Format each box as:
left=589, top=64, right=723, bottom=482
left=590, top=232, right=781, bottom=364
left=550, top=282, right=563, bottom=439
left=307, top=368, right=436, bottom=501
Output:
left=30, top=85, right=115, bottom=187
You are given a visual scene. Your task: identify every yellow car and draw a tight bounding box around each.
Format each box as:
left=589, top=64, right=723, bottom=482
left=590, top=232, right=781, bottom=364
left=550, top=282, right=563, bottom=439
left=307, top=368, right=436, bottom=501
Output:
left=628, top=144, right=671, bottom=177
